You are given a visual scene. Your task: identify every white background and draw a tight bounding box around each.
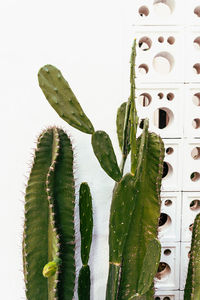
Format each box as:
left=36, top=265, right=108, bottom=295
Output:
left=0, top=1, right=135, bottom=299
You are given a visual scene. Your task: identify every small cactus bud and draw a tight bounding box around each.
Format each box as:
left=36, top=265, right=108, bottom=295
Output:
left=42, top=258, right=62, bottom=278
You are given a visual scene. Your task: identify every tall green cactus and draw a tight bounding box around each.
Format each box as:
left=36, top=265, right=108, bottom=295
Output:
left=184, top=213, right=200, bottom=300
left=38, top=39, right=165, bottom=299
left=23, top=127, right=76, bottom=300
left=107, top=119, right=164, bottom=300
left=78, top=182, right=93, bottom=300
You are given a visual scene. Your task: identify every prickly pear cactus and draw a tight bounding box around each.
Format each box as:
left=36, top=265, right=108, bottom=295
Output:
left=38, top=65, right=94, bottom=134
left=23, top=127, right=76, bottom=300
left=184, top=213, right=200, bottom=300
left=116, top=102, right=131, bottom=155
left=38, top=65, right=122, bottom=182
left=92, top=131, right=122, bottom=182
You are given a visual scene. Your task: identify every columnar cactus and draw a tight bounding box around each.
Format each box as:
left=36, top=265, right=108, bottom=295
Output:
left=78, top=182, right=93, bottom=300
left=38, top=39, right=165, bottom=299
left=23, top=127, right=76, bottom=300
left=184, top=213, right=200, bottom=300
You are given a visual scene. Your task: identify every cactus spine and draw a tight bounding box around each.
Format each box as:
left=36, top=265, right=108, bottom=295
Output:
left=184, top=213, right=200, bottom=300
left=23, top=127, right=76, bottom=300
left=78, top=183, right=93, bottom=300
left=38, top=39, right=165, bottom=299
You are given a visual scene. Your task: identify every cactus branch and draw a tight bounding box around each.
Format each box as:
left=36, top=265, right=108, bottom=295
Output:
left=118, top=122, right=164, bottom=299
left=78, top=182, right=93, bottom=300
left=116, top=102, right=131, bottom=174
left=92, top=131, right=122, bottom=182
left=38, top=65, right=94, bottom=134
left=130, top=39, right=138, bottom=176
left=184, top=213, right=200, bottom=300
left=23, top=127, right=76, bottom=300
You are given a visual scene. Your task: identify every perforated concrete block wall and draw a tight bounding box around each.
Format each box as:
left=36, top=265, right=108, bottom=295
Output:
left=132, top=0, right=200, bottom=299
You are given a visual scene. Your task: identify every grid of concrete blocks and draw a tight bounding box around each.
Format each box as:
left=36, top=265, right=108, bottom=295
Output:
left=132, top=1, right=200, bottom=299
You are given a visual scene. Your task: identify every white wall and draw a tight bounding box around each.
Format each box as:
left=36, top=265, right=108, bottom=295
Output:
left=0, top=1, right=136, bottom=299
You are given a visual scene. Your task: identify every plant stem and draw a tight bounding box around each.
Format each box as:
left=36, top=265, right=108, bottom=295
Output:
left=130, top=39, right=138, bottom=175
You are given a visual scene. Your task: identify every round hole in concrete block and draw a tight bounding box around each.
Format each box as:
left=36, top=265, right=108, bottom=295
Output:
left=189, top=223, right=194, bottom=231
left=166, top=147, right=174, bottom=155
left=162, top=162, right=173, bottom=179
left=192, top=93, right=200, bottom=106
left=158, top=92, right=164, bottom=99
left=139, top=6, right=149, bottom=17
left=194, top=6, right=200, bottom=17
left=153, top=107, right=174, bottom=129
left=158, top=36, right=164, bottom=43
left=194, top=37, right=200, bottom=50
left=167, top=92, right=174, bottom=101
left=193, top=63, right=200, bottom=74
left=191, top=147, right=200, bottom=160
left=139, top=36, right=152, bottom=51
left=190, top=172, right=200, bottom=182
left=192, top=118, right=200, bottom=129
left=163, top=297, right=171, bottom=300
left=190, top=199, right=200, bottom=211
left=164, top=249, right=171, bottom=256
left=158, top=213, right=171, bottom=231
left=138, top=93, right=152, bottom=107
left=138, top=64, right=149, bottom=75
left=153, top=52, right=174, bottom=74
left=167, top=36, right=175, bottom=45
left=153, top=0, right=175, bottom=17
left=165, top=199, right=172, bottom=206
left=155, top=297, right=161, bottom=300
left=156, top=262, right=171, bottom=280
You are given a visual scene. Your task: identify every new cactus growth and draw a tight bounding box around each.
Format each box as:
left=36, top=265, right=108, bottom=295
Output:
left=37, top=39, right=165, bottom=299
left=116, top=102, right=131, bottom=156
left=78, top=182, right=93, bottom=300
left=92, top=131, right=122, bottom=182
left=184, top=213, right=200, bottom=300
left=23, top=127, right=76, bottom=300
left=43, top=258, right=62, bottom=278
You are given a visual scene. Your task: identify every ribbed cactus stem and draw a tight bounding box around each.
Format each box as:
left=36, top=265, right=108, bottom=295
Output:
left=184, top=213, right=200, bottom=300
left=130, top=39, right=138, bottom=176
left=118, top=121, right=164, bottom=299
left=23, top=127, right=76, bottom=300
left=45, top=127, right=61, bottom=299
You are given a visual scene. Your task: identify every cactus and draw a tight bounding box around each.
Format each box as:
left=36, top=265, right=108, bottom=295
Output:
left=92, top=131, right=122, bottom=182
left=78, top=265, right=91, bottom=300
left=38, top=39, right=165, bottom=299
left=38, top=68, right=121, bottom=183
left=78, top=182, right=93, bottom=300
left=107, top=119, right=164, bottom=300
left=184, top=213, right=200, bottom=300
left=38, top=65, right=94, bottom=134
left=116, top=102, right=131, bottom=156
left=23, top=127, right=76, bottom=300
